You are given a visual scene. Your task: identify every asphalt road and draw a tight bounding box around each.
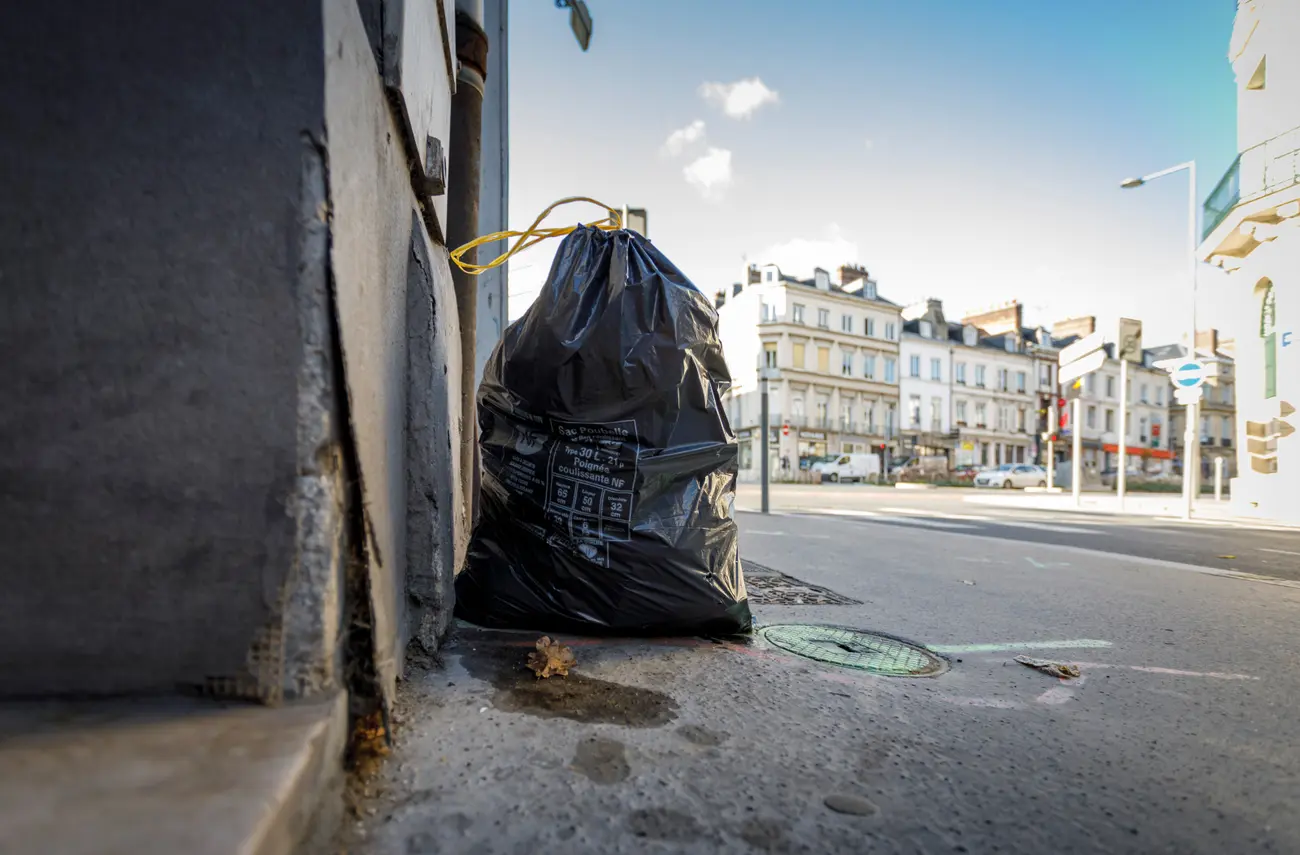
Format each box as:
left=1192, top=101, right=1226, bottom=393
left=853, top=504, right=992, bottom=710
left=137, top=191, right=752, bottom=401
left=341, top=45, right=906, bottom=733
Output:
left=736, top=483, right=1300, bottom=583
left=354, top=497, right=1300, bottom=854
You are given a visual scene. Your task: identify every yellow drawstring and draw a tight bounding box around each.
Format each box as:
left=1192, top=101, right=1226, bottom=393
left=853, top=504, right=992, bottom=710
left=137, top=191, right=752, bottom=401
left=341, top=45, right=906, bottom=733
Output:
left=449, top=196, right=623, bottom=275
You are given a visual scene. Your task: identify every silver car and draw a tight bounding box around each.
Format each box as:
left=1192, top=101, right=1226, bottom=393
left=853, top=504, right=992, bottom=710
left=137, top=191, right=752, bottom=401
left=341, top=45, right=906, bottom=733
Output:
left=973, top=464, right=1048, bottom=489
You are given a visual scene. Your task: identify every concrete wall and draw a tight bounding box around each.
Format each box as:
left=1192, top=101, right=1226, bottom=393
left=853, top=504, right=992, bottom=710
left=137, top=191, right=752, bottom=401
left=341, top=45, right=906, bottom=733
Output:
left=0, top=0, right=466, bottom=702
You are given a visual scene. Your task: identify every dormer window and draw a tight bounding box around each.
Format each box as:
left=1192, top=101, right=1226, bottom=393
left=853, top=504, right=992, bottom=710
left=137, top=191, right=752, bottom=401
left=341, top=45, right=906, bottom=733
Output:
left=1004, top=337, right=1017, bottom=353
left=919, top=320, right=933, bottom=338
left=963, top=326, right=978, bottom=347
left=864, top=281, right=877, bottom=300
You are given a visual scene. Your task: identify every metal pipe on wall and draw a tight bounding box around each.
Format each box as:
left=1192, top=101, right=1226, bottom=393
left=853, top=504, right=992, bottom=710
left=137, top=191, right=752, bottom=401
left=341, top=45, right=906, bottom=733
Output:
left=448, top=5, right=489, bottom=523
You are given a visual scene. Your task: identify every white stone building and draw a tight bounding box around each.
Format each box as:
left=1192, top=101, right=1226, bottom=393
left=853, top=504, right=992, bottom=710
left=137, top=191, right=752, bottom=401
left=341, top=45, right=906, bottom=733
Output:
left=715, top=264, right=902, bottom=481
left=1199, top=0, right=1300, bottom=523
left=899, top=300, right=956, bottom=459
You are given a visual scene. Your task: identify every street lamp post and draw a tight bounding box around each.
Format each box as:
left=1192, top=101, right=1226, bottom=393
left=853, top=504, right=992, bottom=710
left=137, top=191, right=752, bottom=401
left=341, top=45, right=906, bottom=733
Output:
left=1120, top=161, right=1198, bottom=520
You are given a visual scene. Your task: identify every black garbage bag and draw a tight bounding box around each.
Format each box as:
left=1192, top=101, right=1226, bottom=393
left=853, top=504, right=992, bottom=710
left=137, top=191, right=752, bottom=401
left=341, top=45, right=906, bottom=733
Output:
left=455, top=225, right=752, bottom=636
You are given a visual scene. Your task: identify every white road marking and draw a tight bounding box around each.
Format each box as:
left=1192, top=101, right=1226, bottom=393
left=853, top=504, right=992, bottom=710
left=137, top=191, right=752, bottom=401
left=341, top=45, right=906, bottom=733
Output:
left=991, top=521, right=1103, bottom=535
left=1260, top=548, right=1300, bottom=557
left=879, top=507, right=993, bottom=522
left=875, top=517, right=976, bottom=531
left=746, top=531, right=830, bottom=539
left=814, top=508, right=880, bottom=518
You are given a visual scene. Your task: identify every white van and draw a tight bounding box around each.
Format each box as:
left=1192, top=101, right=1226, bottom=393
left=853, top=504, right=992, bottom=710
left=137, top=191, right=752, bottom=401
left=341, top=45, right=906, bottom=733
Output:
left=819, top=453, right=881, bottom=483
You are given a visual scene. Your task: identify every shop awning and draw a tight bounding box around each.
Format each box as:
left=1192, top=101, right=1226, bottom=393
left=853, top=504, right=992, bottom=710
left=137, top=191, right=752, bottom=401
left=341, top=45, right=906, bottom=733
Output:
left=1101, top=443, right=1173, bottom=460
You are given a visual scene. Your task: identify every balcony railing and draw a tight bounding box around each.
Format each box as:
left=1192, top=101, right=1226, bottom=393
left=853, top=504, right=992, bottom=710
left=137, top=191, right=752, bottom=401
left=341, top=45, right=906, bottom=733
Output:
left=1203, top=125, right=1300, bottom=239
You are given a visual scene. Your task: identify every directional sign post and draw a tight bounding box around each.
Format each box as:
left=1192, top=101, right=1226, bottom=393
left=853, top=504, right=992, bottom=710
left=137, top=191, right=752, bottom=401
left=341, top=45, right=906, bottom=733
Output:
left=1165, top=359, right=1208, bottom=520
left=1059, top=333, right=1106, bottom=505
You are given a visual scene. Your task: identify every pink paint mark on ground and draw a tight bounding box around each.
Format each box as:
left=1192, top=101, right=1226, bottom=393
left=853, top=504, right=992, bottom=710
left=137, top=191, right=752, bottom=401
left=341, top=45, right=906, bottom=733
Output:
left=1035, top=674, right=1087, bottom=706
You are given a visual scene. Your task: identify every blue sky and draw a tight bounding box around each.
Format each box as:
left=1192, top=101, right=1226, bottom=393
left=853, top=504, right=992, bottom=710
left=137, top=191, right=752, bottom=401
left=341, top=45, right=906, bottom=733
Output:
left=505, top=0, right=1239, bottom=347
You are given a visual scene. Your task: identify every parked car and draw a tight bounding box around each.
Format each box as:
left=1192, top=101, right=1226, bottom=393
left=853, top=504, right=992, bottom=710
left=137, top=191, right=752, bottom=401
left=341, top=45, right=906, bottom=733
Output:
left=974, top=464, right=1048, bottom=489
left=818, top=453, right=882, bottom=483
left=952, top=465, right=981, bottom=482
left=895, top=454, right=949, bottom=481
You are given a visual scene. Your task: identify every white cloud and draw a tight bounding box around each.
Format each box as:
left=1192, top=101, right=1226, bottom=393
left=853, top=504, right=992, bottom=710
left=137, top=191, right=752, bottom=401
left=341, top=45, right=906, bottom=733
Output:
left=662, top=119, right=706, bottom=156
left=683, top=147, right=733, bottom=200
left=755, top=224, right=858, bottom=278
left=698, top=77, right=780, bottom=120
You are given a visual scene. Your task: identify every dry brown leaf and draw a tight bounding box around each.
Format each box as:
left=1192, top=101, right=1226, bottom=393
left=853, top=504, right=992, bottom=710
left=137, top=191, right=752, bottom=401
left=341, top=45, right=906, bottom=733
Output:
left=527, top=635, right=576, bottom=678
left=1014, top=655, right=1081, bottom=679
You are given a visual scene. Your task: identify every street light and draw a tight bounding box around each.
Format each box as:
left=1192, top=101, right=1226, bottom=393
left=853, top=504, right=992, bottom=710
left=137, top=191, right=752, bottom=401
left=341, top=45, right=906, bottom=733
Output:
left=1120, top=160, right=1199, bottom=519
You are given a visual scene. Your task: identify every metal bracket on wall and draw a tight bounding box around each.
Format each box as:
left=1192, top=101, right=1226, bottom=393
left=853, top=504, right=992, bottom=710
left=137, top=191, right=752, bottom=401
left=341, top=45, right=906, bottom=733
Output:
left=423, top=136, right=447, bottom=197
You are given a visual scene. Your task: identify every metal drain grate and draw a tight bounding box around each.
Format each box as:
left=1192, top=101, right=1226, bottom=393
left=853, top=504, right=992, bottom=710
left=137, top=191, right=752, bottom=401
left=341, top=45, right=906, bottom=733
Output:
left=742, top=561, right=861, bottom=606
left=760, top=624, right=947, bottom=676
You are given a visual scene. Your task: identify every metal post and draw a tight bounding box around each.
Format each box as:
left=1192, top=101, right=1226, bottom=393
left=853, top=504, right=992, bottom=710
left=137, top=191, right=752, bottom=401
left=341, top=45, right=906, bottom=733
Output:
left=1118, top=357, right=1129, bottom=510
left=1072, top=397, right=1083, bottom=505
left=1047, top=439, right=1055, bottom=490
left=1214, top=455, right=1224, bottom=502
left=1182, top=400, right=1197, bottom=520
left=760, top=375, right=770, bottom=514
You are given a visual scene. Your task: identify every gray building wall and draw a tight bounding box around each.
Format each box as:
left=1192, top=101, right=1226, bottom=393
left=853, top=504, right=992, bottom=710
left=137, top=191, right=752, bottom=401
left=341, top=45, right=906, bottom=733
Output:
left=0, top=0, right=466, bottom=705
left=475, top=0, right=510, bottom=388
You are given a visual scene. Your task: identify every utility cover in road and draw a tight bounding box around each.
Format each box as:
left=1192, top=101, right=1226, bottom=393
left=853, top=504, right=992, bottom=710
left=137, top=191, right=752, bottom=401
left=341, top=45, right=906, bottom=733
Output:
left=760, top=625, right=946, bottom=676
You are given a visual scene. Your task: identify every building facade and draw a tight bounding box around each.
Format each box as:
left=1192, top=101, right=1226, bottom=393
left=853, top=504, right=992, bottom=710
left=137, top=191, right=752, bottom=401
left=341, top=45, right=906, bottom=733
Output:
left=716, top=264, right=902, bottom=480
left=899, top=300, right=956, bottom=459
left=1149, top=331, right=1238, bottom=484
left=1199, top=0, right=1300, bottom=523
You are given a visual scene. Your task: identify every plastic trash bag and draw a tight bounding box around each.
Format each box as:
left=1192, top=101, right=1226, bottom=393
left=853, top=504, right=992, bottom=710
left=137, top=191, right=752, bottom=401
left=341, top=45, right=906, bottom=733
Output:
left=455, top=225, right=752, bottom=636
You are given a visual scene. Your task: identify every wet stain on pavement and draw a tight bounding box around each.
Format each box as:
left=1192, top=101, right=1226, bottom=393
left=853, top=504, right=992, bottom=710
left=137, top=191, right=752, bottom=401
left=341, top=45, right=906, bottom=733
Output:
left=458, top=638, right=680, bottom=727
left=737, top=817, right=789, bottom=851
left=678, top=723, right=726, bottom=746
left=627, top=807, right=704, bottom=841
left=571, top=736, right=630, bottom=784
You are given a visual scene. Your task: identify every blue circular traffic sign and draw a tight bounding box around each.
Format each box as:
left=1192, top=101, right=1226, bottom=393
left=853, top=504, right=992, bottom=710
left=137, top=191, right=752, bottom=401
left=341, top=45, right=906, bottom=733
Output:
left=1173, top=361, right=1207, bottom=388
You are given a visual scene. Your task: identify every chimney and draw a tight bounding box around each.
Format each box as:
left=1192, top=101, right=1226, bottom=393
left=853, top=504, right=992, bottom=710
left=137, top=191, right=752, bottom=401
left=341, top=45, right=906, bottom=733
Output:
left=813, top=267, right=831, bottom=290
left=839, top=264, right=869, bottom=286
left=961, top=301, right=1023, bottom=337
left=1196, top=329, right=1220, bottom=356
left=714, top=289, right=726, bottom=309
left=1052, top=315, right=1096, bottom=340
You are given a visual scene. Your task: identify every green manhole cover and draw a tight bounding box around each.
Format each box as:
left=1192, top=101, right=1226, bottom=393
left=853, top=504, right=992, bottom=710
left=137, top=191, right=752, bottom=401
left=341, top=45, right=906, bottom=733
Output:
left=760, top=625, right=947, bottom=677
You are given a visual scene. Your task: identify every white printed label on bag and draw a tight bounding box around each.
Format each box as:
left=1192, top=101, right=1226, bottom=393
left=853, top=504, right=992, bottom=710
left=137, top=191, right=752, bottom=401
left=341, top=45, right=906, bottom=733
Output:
left=542, top=418, right=639, bottom=567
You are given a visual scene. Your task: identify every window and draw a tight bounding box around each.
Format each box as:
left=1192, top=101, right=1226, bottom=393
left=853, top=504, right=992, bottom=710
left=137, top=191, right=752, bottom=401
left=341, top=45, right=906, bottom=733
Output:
left=885, top=404, right=897, bottom=438
left=885, top=322, right=897, bottom=340
left=1106, top=376, right=1116, bottom=398
left=1105, top=409, right=1115, bottom=432
left=1087, top=406, right=1097, bottom=429
left=1156, top=385, right=1165, bottom=406
left=996, top=406, right=1007, bottom=431
left=840, top=402, right=853, bottom=430
left=909, top=395, right=922, bottom=428
left=909, top=355, right=921, bottom=377
left=765, top=270, right=774, bottom=282
left=865, top=281, right=878, bottom=300
left=1086, top=373, right=1096, bottom=395
left=841, top=314, right=853, bottom=333
left=818, top=308, right=830, bottom=328
left=760, top=301, right=774, bottom=322
left=792, top=396, right=805, bottom=420
left=866, top=317, right=876, bottom=337
left=792, top=304, right=805, bottom=324
left=956, top=363, right=967, bottom=385
left=1039, top=364, right=1052, bottom=387
left=919, top=321, right=933, bottom=338
left=1221, top=383, right=1232, bottom=404
left=1139, top=416, right=1148, bottom=442
left=863, top=355, right=876, bottom=379
left=975, top=365, right=986, bottom=387
left=1016, top=371, right=1027, bottom=393
left=1201, top=415, right=1211, bottom=443
left=817, top=347, right=831, bottom=373
left=841, top=351, right=853, bottom=376
left=816, top=399, right=830, bottom=427
left=865, top=402, right=877, bottom=433
left=792, top=342, right=806, bottom=369
left=739, top=440, right=753, bottom=469
left=975, top=403, right=987, bottom=427
left=1221, top=415, right=1232, bottom=444
left=931, top=358, right=943, bottom=381
left=930, top=397, right=943, bottom=431
left=997, top=368, right=1009, bottom=391
left=956, top=400, right=968, bottom=424
left=763, top=343, right=777, bottom=368
left=884, top=358, right=897, bottom=383
left=1140, top=383, right=1149, bottom=404
left=1016, top=408, right=1026, bottom=432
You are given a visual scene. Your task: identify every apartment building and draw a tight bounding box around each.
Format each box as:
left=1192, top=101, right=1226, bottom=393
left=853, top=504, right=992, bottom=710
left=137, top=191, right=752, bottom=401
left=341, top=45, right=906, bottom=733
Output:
left=1198, top=0, right=1299, bottom=522
left=1148, top=330, right=1238, bottom=481
left=899, top=300, right=955, bottom=459
left=715, top=263, right=902, bottom=481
